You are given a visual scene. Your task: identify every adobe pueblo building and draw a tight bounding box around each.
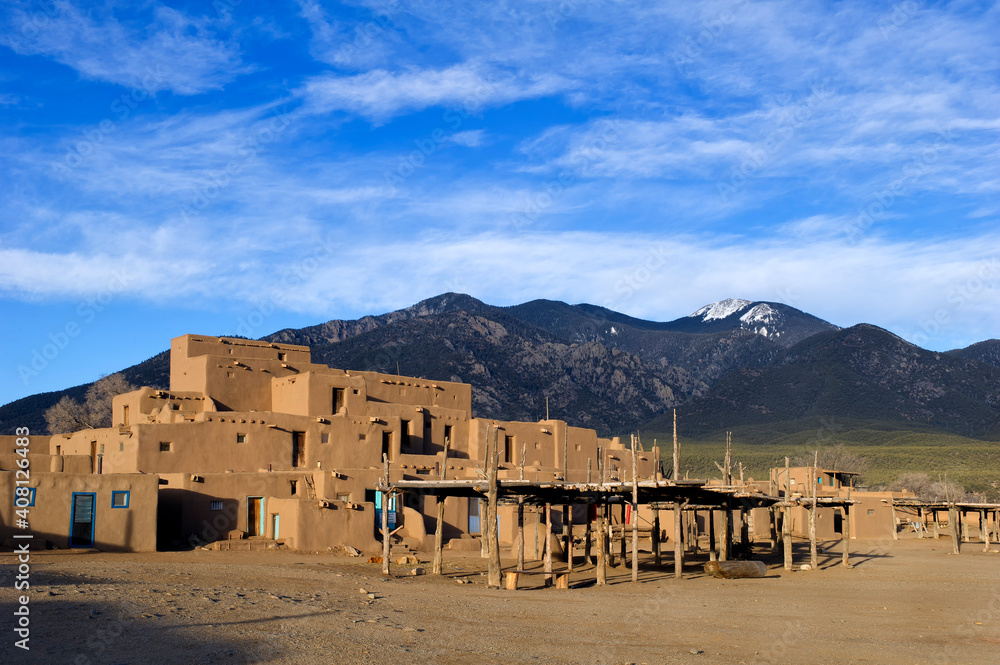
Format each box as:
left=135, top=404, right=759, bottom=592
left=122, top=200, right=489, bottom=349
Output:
left=29, top=334, right=653, bottom=553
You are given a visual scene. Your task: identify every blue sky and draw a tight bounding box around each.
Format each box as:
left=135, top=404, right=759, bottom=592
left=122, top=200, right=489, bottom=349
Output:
left=1, top=0, right=998, bottom=407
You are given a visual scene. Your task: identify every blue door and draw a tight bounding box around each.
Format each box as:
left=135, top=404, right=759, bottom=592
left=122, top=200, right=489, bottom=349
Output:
left=468, top=498, right=481, bottom=534
left=70, top=492, right=96, bottom=548
left=374, top=491, right=396, bottom=533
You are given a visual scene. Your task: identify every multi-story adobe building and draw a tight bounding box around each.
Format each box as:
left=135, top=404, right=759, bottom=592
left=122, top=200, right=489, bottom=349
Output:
left=5, top=334, right=654, bottom=553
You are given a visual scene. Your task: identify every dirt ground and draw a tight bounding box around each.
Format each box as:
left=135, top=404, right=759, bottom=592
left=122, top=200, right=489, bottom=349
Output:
left=2, top=534, right=998, bottom=665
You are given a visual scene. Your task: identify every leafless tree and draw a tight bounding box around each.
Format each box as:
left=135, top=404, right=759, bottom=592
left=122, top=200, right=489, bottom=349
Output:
left=794, top=443, right=870, bottom=476
left=44, top=373, right=135, bottom=434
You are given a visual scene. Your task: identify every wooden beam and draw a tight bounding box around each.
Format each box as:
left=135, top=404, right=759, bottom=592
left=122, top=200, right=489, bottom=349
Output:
left=933, top=509, right=939, bottom=539
left=631, top=434, right=639, bottom=583
left=982, top=509, right=990, bottom=553
left=585, top=458, right=593, bottom=565
left=544, top=503, right=553, bottom=585
left=949, top=505, right=961, bottom=555
left=709, top=509, right=717, bottom=562
left=596, top=503, right=607, bottom=586
left=809, top=452, right=818, bottom=570
left=381, top=453, right=391, bottom=577
left=842, top=505, right=851, bottom=568
left=673, top=501, right=683, bottom=579
left=652, top=508, right=661, bottom=566
left=517, top=446, right=526, bottom=571
left=486, top=425, right=502, bottom=588
left=783, top=457, right=792, bottom=571
left=432, top=433, right=451, bottom=575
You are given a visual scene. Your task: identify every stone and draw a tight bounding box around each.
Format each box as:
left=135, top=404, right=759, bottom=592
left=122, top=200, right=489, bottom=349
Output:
left=411, top=567, right=425, bottom=576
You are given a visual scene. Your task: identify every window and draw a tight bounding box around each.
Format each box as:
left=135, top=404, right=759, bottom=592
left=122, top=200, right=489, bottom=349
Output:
left=119, top=442, right=124, bottom=452
left=337, top=493, right=351, bottom=503
left=504, top=435, right=513, bottom=463
left=236, top=433, right=247, bottom=444
left=160, top=442, right=172, bottom=452
left=23, top=488, right=36, bottom=507
left=867, top=509, right=875, bottom=516
left=55, top=445, right=61, bottom=455
left=278, top=352, right=287, bottom=361
left=123, top=405, right=129, bottom=426
left=292, top=431, right=305, bottom=467
left=382, top=430, right=392, bottom=461
left=171, top=404, right=180, bottom=411
left=290, top=480, right=298, bottom=495
left=444, top=425, right=452, bottom=445
left=400, top=420, right=411, bottom=449
left=210, top=500, right=224, bottom=511
left=333, top=387, right=345, bottom=413
left=319, top=432, right=329, bottom=444
left=100, top=444, right=105, bottom=454
left=111, top=491, right=129, bottom=508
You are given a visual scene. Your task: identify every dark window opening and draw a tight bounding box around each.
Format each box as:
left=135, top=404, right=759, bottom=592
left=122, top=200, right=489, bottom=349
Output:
left=292, top=431, right=305, bottom=468
left=290, top=480, right=298, bottom=495
left=278, top=352, right=287, bottom=361
left=504, top=435, right=513, bottom=464
left=333, top=387, right=345, bottom=413
left=400, top=420, right=411, bottom=449
left=444, top=425, right=453, bottom=446
left=160, top=442, right=172, bottom=452
left=381, top=430, right=392, bottom=461
left=236, top=433, right=247, bottom=444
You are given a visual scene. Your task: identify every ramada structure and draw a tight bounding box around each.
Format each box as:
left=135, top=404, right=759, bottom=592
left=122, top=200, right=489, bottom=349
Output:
left=2, top=334, right=997, bottom=577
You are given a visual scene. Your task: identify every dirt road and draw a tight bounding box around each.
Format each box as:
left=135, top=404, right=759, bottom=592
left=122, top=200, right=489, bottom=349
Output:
left=2, top=536, right=998, bottom=664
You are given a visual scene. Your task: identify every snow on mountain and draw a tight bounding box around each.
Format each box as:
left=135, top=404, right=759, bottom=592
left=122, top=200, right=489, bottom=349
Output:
left=740, top=304, right=782, bottom=339
left=690, top=298, right=753, bottom=321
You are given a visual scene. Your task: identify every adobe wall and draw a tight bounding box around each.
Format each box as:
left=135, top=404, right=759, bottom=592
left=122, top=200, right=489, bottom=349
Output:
left=0, top=471, right=157, bottom=551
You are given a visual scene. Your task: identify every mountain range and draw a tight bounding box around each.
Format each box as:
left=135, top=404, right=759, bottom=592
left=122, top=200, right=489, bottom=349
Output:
left=2, top=294, right=998, bottom=441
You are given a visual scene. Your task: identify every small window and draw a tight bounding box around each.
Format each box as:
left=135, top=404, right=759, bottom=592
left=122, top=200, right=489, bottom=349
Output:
left=100, top=444, right=105, bottom=454
left=290, top=480, right=298, bottom=495
left=867, top=509, right=875, bottom=516
left=352, top=389, right=359, bottom=395
left=55, top=445, right=61, bottom=455
left=210, top=500, right=224, bottom=511
left=160, top=442, right=172, bottom=452
left=337, top=493, right=351, bottom=502
left=236, top=433, right=247, bottom=444
left=278, top=352, right=287, bottom=361
left=171, top=404, right=180, bottom=411
left=24, top=488, right=36, bottom=507
left=119, top=442, right=124, bottom=452
left=227, top=372, right=234, bottom=378
left=321, top=433, right=329, bottom=444
left=111, top=491, right=129, bottom=508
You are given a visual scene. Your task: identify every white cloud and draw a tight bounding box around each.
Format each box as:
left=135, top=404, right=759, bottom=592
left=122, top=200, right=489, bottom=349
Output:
left=1, top=3, right=247, bottom=94
left=299, top=63, right=570, bottom=121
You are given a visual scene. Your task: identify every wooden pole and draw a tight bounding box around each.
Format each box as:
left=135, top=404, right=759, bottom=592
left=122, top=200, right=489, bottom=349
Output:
left=631, top=434, right=639, bottom=583
left=719, top=504, right=729, bottom=562
left=544, top=503, right=553, bottom=585
left=709, top=509, right=717, bottom=562
left=596, top=503, right=607, bottom=586
left=517, top=446, right=525, bottom=571
left=842, top=505, right=851, bottom=568
left=982, top=509, right=990, bottom=553
left=652, top=508, right=661, bottom=566
left=809, top=451, right=818, bottom=569
left=768, top=506, right=778, bottom=550
left=563, top=426, right=571, bottom=570
left=672, top=409, right=679, bottom=480
left=432, top=433, right=451, bottom=575
left=963, top=508, right=971, bottom=543
left=949, top=504, right=961, bottom=555
left=381, top=453, right=391, bottom=576
left=933, top=509, right=940, bottom=539
left=917, top=506, right=924, bottom=539
left=585, top=458, right=593, bottom=564
left=673, top=502, right=683, bottom=579
left=783, top=457, right=792, bottom=571
left=486, top=426, right=502, bottom=588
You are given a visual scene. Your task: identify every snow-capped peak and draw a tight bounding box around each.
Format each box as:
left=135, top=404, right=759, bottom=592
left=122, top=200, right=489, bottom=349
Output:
left=739, top=303, right=778, bottom=324
left=691, top=298, right=753, bottom=321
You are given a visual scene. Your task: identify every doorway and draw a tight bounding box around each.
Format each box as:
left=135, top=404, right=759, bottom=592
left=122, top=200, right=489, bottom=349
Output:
left=271, top=514, right=280, bottom=540
left=247, top=497, right=264, bottom=536
left=70, top=492, right=96, bottom=548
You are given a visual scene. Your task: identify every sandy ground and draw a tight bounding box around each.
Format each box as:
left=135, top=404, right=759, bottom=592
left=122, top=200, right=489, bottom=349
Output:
left=2, top=534, right=998, bottom=665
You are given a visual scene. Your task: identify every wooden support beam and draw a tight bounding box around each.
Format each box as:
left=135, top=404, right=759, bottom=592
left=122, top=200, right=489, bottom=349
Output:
left=809, top=452, right=819, bottom=570
left=917, top=506, right=924, bottom=539
left=486, top=425, right=502, bottom=588
left=719, top=504, right=730, bottom=562
left=631, top=434, right=639, bottom=584
left=842, top=505, right=851, bottom=568
left=544, top=503, right=553, bottom=585
left=381, top=453, right=391, bottom=577
left=619, top=502, right=627, bottom=564
left=673, top=502, right=683, bottom=579
left=709, top=509, right=717, bottom=562
left=963, top=508, right=971, bottom=543
left=596, top=503, right=607, bottom=586
left=584, top=459, right=593, bottom=565
left=782, top=509, right=792, bottom=571
left=432, top=433, right=451, bottom=575
left=933, top=509, right=940, bottom=539
left=652, top=509, right=661, bottom=566
left=949, top=505, right=961, bottom=555
left=566, top=503, right=574, bottom=573
left=768, top=506, right=778, bottom=551
left=982, top=509, right=990, bottom=553
left=517, top=446, right=526, bottom=571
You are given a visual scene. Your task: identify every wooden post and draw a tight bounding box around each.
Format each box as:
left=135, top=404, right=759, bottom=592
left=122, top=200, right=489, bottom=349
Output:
left=709, top=509, right=717, bottom=562
left=517, top=446, right=525, bottom=571
left=842, top=504, right=851, bottom=568
left=544, top=503, right=553, bottom=585
left=619, top=502, right=627, bottom=564
left=982, top=509, right=990, bottom=552
left=381, top=453, right=391, bottom=577
left=890, top=497, right=899, bottom=541
left=768, top=506, right=778, bottom=550
left=719, top=504, right=729, bottom=562
left=585, top=458, right=593, bottom=564
left=673, top=502, right=683, bottom=579
left=672, top=408, right=679, bottom=480
left=596, top=503, right=607, bottom=585
left=486, top=426, right=501, bottom=588
left=783, top=457, right=792, bottom=571
left=933, top=509, right=940, bottom=539
left=963, top=508, right=970, bottom=543
left=432, top=433, right=451, bottom=575
left=949, top=504, right=960, bottom=555
left=652, top=508, right=661, bottom=566
left=917, top=506, right=924, bottom=538
left=740, top=501, right=750, bottom=550
left=631, top=434, right=639, bottom=583
left=809, top=452, right=818, bottom=570
left=563, top=427, right=571, bottom=570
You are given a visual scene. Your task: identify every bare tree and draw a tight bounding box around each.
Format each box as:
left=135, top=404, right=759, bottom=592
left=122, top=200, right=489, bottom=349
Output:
left=45, top=373, right=135, bottom=434
left=889, top=472, right=968, bottom=502
left=793, top=443, right=870, bottom=476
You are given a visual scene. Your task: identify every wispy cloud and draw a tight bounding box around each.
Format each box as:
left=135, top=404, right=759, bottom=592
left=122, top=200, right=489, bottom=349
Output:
left=0, top=2, right=247, bottom=94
